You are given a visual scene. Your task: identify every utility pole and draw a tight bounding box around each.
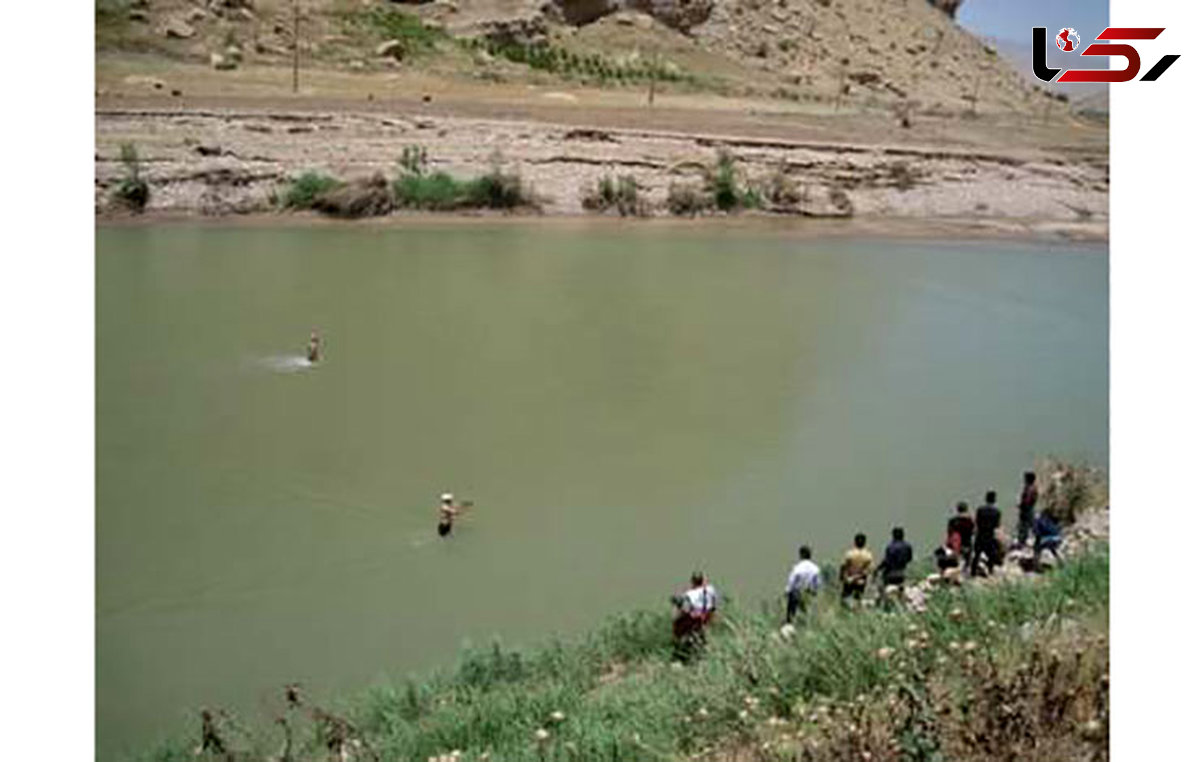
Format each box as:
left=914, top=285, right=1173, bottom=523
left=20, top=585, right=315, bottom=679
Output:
left=647, top=51, right=658, bottom=107
left=835, top=63, right=846, bottom=112
left=292, top=0, right=300, bottom=94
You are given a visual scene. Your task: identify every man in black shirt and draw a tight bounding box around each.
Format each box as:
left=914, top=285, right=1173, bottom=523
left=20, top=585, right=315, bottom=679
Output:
left=947, top=501, right=974, bottom=572
left=973, top=490, right=1003, bottom=576
left=877, top=526, right=914, bottom=587
left=1015, top=471, right=1039, bottom=548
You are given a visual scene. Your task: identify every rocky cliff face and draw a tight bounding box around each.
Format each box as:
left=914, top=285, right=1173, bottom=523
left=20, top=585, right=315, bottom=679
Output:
left=546, top=1, right=713, bottom=31
left=928, top=0, right=963, bottom=19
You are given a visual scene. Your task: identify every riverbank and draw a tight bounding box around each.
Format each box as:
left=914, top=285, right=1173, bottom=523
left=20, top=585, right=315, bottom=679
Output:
left=95, top=61, right=1108, bottom=239
left=134, top=499, right=1110, bottom=762
left=97, top=208, right=1108, bottom=243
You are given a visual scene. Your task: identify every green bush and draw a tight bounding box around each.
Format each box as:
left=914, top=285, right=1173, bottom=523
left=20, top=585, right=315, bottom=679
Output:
left=666, top=152, right=763, bottom=216
left=582, top=173, right=645, bottom=217
left=393, top=171, right=467, bottom=211
left=112, top=142, right=149, bottom=212
left=392, top=152, right=534, bottom=212
left=462, top=167, right=529, bottom=210
left=281, top=171, right=342, bottom=210
left=707, top=150, right=763, bottom=212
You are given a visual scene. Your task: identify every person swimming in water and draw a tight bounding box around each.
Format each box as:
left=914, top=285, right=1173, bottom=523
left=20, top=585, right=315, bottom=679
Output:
left=437, top=493, right=459, bottom=537
left=307, top=330, right=321, bottom=363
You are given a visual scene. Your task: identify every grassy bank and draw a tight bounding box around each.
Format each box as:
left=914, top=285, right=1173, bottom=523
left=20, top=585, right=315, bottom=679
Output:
left=139, top=542, right=1108, bottom=762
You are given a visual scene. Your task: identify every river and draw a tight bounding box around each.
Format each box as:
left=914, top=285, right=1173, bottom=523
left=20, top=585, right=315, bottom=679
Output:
left=96, top=221, right=1107, bottom=758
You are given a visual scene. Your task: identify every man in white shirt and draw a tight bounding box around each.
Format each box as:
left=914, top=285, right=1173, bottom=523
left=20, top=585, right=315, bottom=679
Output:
left=682, top=573, right=718, bottom=621
left=785, top=545, right=822, bottom=623
left=672, top=572, right=718, bottom=661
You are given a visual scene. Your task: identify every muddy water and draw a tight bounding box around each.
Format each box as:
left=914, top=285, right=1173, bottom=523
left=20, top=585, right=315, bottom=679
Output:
left=96, top=222, right=1107, bottom=758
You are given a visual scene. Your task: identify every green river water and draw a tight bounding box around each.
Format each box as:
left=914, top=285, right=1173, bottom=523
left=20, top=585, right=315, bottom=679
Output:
left=96, top=222, right=1107, bottom=758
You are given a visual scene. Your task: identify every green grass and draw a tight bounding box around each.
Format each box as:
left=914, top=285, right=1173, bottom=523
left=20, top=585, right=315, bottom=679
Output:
left=281, top=171, right=342, bottom=210
left=469, top=38, right=697, bottom=89
left=342, top=6, right=447, bottom=58
left=137, top=546, right=1108, bottom=762
left=393, top=163, right=533, bottom=212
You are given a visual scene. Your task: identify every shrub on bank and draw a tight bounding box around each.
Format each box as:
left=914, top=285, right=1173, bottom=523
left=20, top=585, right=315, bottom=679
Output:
left=112, top=142, right=150, bottom=212
left=705, top=149, right=763, bottom=212
left=281, top=171, right=342, bottom=210
left=582, top=173, right=646, bottom=217
left=393, top=151, right=535, bottom=211
left=665, top=151, right=763, bottom=216
left=393, top=170, right=466, bottom=211
left=666, top=181, right=709, bottom=216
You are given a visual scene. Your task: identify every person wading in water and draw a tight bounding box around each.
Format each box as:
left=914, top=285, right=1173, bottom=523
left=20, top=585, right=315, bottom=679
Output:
left=437, top=493, right=459, bottom=537
left=307, top=329, right=322, bottom=364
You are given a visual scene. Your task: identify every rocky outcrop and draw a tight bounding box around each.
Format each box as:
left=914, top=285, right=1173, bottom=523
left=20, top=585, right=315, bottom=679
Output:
left=545, top=1, right=713, bottom=31
left=473, top=13, right=551, bottom=47
left=311, top=174, right=394, bottom=218
left=626, top=0, right=712, bottom=31
left=928, top=0, right=964, bottom=19
left=160, top=18, right=197, bottom=39
left=546, top=0, right=615, bottom=26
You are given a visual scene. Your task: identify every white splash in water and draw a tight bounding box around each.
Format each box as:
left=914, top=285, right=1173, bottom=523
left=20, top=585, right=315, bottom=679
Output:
left=258, top=355, right=315, bottom=374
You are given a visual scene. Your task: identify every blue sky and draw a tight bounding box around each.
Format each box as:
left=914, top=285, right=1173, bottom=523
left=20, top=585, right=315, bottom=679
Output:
left=959, top=0, right=1109, bottom=45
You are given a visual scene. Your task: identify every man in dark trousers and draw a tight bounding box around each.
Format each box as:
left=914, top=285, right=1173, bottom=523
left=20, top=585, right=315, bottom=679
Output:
left=1015, top=471, right=1039, bottom=548
left=947, top=501, right=974, bottom=572
left=876, top=527, right=914, bottom=588
left=973, top=490, right=1003, bottom=576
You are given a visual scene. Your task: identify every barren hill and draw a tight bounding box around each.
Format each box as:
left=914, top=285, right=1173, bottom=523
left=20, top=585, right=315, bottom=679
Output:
left=99, top=0, right=1068, bottom=117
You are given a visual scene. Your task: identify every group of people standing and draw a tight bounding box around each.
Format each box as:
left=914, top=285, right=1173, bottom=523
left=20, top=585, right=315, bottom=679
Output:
left=671, top=470, right=1068, bottom=648
left=781, top=470, right=1064, bottom=624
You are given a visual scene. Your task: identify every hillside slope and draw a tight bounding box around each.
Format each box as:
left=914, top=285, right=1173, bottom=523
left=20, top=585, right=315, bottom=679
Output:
left=98, top=0, right=1068, bottom=117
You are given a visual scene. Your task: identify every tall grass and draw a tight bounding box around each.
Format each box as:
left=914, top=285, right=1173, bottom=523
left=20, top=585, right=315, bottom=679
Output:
left=138, top=548, right=1108, bottom=762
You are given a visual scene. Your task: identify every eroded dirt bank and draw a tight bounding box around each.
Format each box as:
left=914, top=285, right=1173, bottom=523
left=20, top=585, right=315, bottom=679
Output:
left=95, top=100, right=1107, bottom=238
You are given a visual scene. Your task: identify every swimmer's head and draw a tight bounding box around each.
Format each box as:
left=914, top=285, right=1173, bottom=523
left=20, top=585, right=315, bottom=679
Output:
left=441, top=493, right=454, bottom=504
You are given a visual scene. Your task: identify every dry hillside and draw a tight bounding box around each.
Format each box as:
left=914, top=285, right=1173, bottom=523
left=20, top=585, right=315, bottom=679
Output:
left=97, top=0, right=1070, bottom=117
